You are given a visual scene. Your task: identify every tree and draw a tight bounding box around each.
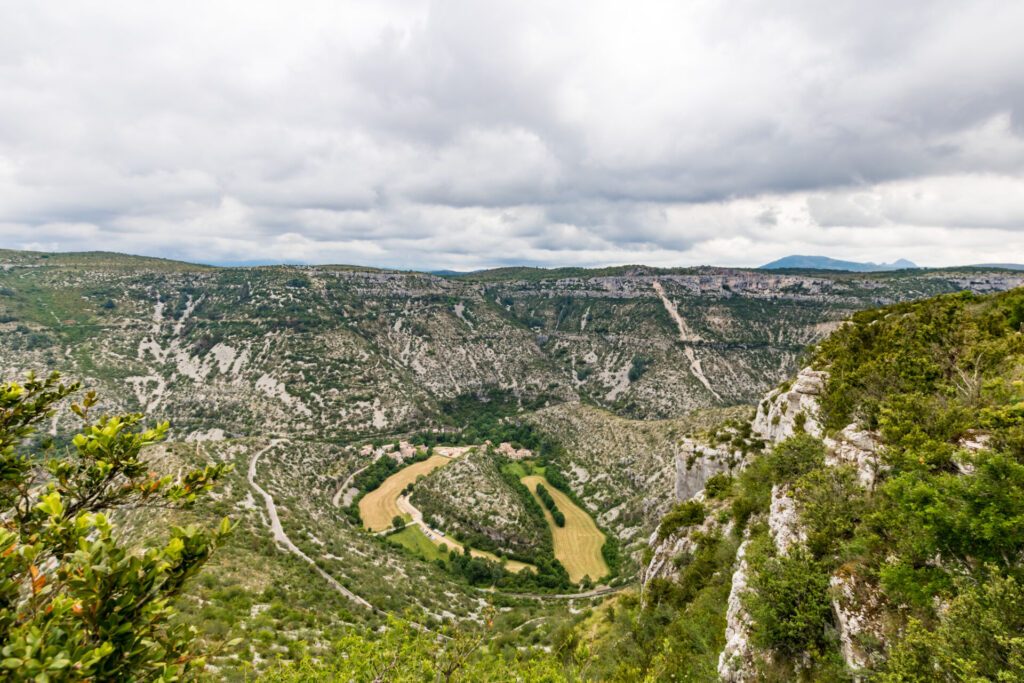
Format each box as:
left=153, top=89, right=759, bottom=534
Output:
left=746, top=547, right=833, bottom=658
left=393, top=515, right=405, bottom=530
left=879, top=573, right=1024, bottom=682
left=0, top=371, right=233, bottom=681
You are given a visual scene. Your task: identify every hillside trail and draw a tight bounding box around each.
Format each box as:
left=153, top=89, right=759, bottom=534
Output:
left=651, top=280, right=722, bottom=400
left=247, top=440, right=373, bottom=610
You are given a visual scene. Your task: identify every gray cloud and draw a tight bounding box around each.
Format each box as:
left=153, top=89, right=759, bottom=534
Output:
left=1, top=0, right=1023, bottom=268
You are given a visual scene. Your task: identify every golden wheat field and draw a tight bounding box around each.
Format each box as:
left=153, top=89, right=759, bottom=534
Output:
left=521, top=474, right=608, bottom=583
left=359, top=455, right=451, bottom=531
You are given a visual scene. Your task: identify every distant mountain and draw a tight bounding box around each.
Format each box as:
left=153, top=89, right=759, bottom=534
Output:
left=759, top=254, right=918, bottom=272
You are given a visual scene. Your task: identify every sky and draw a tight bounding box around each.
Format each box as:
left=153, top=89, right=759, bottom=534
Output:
left=1, top=0, right=1023, bottom=270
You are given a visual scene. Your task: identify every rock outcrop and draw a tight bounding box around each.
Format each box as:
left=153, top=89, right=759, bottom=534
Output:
left=830, top=571, right=887, bottom=671
left=719, top=367, right=896, bottom=677
left=718, top=534, right=760, bottom=682
left=675, top=439, right=736, bottom=501
left=751, top=367, right=827, bottom=443
left=825, top=425, right=883, bottom=488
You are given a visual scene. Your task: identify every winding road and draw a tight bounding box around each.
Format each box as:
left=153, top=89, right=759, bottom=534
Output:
left=480, top=583, right=631, bottom=601
left=248, top=440, right=373, bottom=610
left=331, top=451, right=384, bottom=508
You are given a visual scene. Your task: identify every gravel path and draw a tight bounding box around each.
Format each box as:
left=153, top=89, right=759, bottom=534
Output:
left=248, top=440, right=373, bottom=610
left=331, top=452, right=383, bottom=508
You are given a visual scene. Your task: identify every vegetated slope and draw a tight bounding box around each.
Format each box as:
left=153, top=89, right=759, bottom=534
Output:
left=3, top=249, right=1020, bottom=442
left=134, top=438, right=514, bottom=675
left=624, top=286, right=1024, bottom=681
left=525, top=402, right=750, bottom=541
left=409, top=447, right=550, bottom=561
left=522, top=474, right=608, bottom=584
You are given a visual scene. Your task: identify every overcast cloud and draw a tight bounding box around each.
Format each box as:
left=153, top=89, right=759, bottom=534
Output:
left=1, top=0, right=1023, bottom=269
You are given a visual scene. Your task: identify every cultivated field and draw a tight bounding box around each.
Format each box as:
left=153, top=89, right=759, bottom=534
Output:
left=389, top=524, right=534, bottom=573
left=360, top=455, right=451, bottom=531
left=366, top=455, right=535, bottom=573
left=521, top=475, right=609, bottom=583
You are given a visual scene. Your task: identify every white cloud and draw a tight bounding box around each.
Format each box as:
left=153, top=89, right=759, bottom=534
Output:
left=1, top=0, right=1023, bottom=267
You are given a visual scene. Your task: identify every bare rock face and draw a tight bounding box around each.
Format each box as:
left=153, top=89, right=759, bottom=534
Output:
left=642, top=499, right=733, bottom=586
left=641, top=435, right=744, bottom=585
left=642, top=528, right=696, bottom=586
left=675, top=439, right=736, bottom=501
left=825, top=425, right=883, bottom=488
left=718, top=534, right=761, bottom=682
left=768, top=484, right=807, bottom=555
left=751, top=367, right=828, bottom=444
left=831, top=572, right=887, bottom=671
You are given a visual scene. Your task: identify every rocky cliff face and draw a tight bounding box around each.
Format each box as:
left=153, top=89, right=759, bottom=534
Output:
left=750, top=367, right=827, bottom=442
left=723, top=366, right=891, bottom=678
left=640, top=362, right=894, bottom=679
left=675, top=438, right=737, bottom=501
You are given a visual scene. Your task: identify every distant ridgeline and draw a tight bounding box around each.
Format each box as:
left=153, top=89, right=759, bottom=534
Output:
left=2, top=248, right=1021, bottom=443
left=759, top=254, right=919, bottom=271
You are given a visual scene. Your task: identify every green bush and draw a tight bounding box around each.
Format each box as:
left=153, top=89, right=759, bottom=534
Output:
left=792, top=465, right=864, bottom=559
left=730, top=455, right=773, bottom=527
left=766, top=433, right=826, bottom=483
left=0, top=372, right=232, bottom=680
left=658, top=501, right=706, bottom=541
left=879, top=573, right=1024, bottom=682
left=747, top=546, right=833, bottom=659
left=703, top=472, right=733, bottom=500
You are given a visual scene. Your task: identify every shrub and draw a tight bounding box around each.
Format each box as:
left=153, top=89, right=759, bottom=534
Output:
left=792, top=465, right=864, bottom=559
left=766, top=434, right=826, bottom=483
left=730, top=455, right=773, bottom=527
left=0, top=371, right=232, bottom=680
left=703, top=472, right=733, bottom=500
left=747, top=547, right=833, bottom=658
left=879, top=573, right=1024, bottom=682
left=658, top=501, right=706, bottom=541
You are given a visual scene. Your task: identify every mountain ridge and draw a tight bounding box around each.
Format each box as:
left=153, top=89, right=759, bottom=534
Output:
left=759, top=254, right=918, bottom=271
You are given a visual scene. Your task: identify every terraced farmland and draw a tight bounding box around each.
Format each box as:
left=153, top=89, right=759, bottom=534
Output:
left=521, top=475, right=609, bottom=583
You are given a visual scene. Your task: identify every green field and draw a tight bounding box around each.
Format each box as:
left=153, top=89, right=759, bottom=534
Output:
left=501, top=460, right=546, bottom=478
left=386, top=525, right=449, bottom=562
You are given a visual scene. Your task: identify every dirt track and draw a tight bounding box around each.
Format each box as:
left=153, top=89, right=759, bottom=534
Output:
left=521, top=474, right=608, bottom=583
